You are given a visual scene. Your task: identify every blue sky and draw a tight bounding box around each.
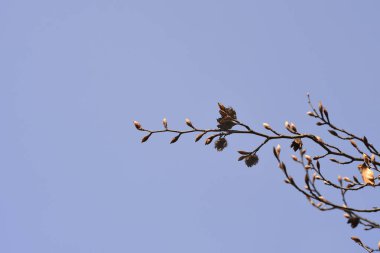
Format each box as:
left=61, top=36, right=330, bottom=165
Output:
left=1, top=0, right=380, bottom=252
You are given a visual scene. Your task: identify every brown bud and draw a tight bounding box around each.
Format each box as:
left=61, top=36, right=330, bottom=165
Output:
left=291, top=155, right=298, bottom=162
left=318, top=101, right=324, bottom=116
left=185, top=118, right=195, bottom=129
left=307, top=111, right=316, bottom=117
left=343, top=177, right=352, bottom=183
left=275, top=144, right=281, bottom=157
left=362, top=153, right=370, bottom=164
left=290, top=122, right=297, bottom=132
left=328, top=130, right=338, bottom=136
left=133, top=120, right=142, bottom=130
left=304, top=155, right=312, bottom=164
left=141, top=133, right=152, bottom=143
left=162, top=118, right=168, bottom=129
left=195, top=132, right=206, bottom=142
left=205, top=134, right=218, bottom=145
left=350, top=236, right=362, bottom=244
left=263, top=123, right=272, bottom=130
left=170, top=134, right=181, bottom=144
left=350, top=140, right=358, bottom=148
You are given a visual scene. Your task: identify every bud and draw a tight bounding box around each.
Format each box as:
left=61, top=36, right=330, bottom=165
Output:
left=141, top=133, right=152, bottom=143
left=275, top=144, right=281, bottom=157
left=318, top=101, right=324, bottom=116
left=162, top=118, right=168, bottom=129
left=170, top=134, right=181, bottom=144
left=195, top=132, right=206, bottom=142
left=315, top=136, right=323, bottom=143
left=343, top=177, right=352, bottom=183
left=290, top=122, right=297, bottom=132
left=350, top=236, right=362, bottom=244
left=133, top=121, right=142, bottom=130
left=185, top=118, right=195, bottom=129
left=350, top=140, right=358, bottom=148
left=307, top=111, right=316, bottom=117
left=263, top=123, right=272, bottom=130
left=328, top=130, right=338, bottom=136
left=337, top=175, right=342, bottom=184
left=362, top=153, right=370, bottom=164
left=291, top=155, right=298, bottom=162
left=304, top=155, right=312, bottom=164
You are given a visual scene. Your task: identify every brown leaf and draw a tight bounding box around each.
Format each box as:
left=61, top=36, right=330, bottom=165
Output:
left=358, top=163, right=375, bottom=185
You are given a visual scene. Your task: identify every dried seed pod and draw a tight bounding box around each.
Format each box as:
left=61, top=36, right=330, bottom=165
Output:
left=347, top=217, right=360, bottom=228
left=245, top=154, right=259, bottom=167
left=214, top=138, right=228, bottom=151
left=290, top=138, right=303, bottom=151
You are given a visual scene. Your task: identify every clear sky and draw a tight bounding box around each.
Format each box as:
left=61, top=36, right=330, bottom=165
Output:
left=2, top=0, right=380, bottom=252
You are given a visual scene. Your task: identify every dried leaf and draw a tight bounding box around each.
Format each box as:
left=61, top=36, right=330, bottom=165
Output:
left=358, top=163, right=375, bottom=185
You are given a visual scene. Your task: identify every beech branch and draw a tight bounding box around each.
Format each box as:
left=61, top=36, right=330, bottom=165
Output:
left=134, top=95, right=380, bottom=252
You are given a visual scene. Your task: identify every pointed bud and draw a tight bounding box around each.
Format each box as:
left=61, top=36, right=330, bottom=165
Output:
left=263, top=123, right=272, bottom=130
left=133, top=121, right=142, bottom=130
left=162, top=118, right=168, bottom=129
left=170, top=134, right=181, bottom=144
left=195, top=132, right=206, bottom=142
left=351, top=236, right=362, bottom=244
left=185, top=118, right=195, bottom=129
left=350, top=140, right=358, bottom=148
left=304, top=155, right=312, bottom=164
left=307, top=111, right=316, bottom=117
left=328, top=130, right=338, bottom=136
left=141, top=133, right=152, bottom=143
